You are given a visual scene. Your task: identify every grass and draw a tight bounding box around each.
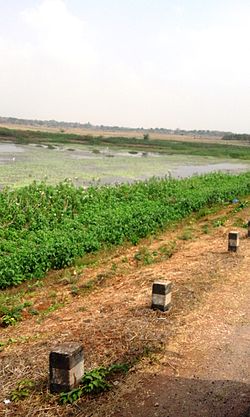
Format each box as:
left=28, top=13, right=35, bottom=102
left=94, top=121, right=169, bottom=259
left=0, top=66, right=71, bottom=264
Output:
left=134, top=241, right=176, bottom=265
left=178, top=228, right=194, bottom=240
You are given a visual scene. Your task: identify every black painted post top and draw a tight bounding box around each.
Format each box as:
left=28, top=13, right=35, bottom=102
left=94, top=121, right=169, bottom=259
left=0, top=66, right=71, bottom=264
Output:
left=228, top=231, right=239, bottom=240
left=152, top=281, right=172, bottom=295
left=50, top=342, right=84, bottom=370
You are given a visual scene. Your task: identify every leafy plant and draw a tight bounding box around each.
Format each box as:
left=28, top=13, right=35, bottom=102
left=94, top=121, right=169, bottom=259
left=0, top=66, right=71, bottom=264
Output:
left=158, top=241, right=176, bottom=259
left=212, top=216, right=227, bottom=227
left=10, top=379, right=35, bottom=402
left=232, top=200, right=249, bottom=213
left=2, top=311, right=22, bottom=326
left=40, top=302, right=64, bottom=317
left=60, top=387, right=83, bottom=404
left=60, top=363, right=130, bottom=404
left=0, top=172, right=250, bottom=288
left=134, top=247, right=156, bottom=265
left=1, top=301, right=32, bottom=326
left=0, top=335, right=40, bottom=352
left=82, top=367, right=111, bottom=393
left=202, top=224, right=210, bottom=234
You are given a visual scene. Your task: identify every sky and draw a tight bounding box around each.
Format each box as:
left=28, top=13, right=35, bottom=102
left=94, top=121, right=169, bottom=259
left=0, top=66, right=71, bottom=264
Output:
left=0, top=0, right=250, bottom=133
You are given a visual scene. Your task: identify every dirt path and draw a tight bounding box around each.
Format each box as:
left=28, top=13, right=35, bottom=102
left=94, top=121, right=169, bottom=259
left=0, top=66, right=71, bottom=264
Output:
left=0, top=204, right=249, bottom=417
left=108, top=246, right=250, bottom=417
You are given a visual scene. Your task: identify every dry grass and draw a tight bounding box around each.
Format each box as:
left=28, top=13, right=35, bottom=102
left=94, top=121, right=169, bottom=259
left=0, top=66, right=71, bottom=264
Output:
left=0, top=202, right=249, bottom=416
left=0, top=123, right=225, bottom=144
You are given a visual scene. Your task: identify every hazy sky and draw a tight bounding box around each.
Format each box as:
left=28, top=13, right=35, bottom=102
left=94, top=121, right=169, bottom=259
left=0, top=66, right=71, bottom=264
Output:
left=0, top=0, right=250, bottom=132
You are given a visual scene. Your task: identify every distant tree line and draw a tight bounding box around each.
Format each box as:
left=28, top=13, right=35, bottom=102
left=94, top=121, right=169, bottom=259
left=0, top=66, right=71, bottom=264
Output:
left=222, top=133, right=250, bottom=142
left=0, top=116, right=233, bottom=138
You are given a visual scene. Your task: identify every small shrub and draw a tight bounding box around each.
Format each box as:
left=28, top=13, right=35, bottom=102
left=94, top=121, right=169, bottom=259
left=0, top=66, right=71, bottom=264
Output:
left=28, top=307, right=39, bottom=315
left=134, top=247, right=157, bottom=265
left=1, top=301, right=32, bottom=327
left=232, top=200, right=249, bottom=213
left=179, top=229, right=193, bottom=241
left=2, top=311, right=21, bottom=326
left=70, top=285, right=79, bottom=296
left=232, top=218, right=247, bottom=228
left=212, top=216, right=227, bottom=227
left=158, top=241, right=176, bottom=259
left=60, top=363, right=130, bottom=404
left=10, top=379, right=35, bottom=402
left=202, top=224, right=210, bottom=234
left=82, top=367, right=110, bottom=393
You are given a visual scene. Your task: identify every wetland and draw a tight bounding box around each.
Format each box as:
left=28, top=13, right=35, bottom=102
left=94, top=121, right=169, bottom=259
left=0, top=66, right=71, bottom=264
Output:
left=0, top=141, right=249, bottom=189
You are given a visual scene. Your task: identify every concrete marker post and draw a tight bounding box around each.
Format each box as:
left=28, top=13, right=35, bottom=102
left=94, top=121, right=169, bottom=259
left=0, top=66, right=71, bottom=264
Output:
left=49, top=342, right=84, bottom=393
left=152, top=281, right=172, bottom=312
left=228, top=231, right=240, bottom=252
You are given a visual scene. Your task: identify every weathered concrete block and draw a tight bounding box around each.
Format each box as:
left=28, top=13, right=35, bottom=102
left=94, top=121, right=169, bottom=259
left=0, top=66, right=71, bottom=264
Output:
left=49, top=342, right=84, bottom=393
left=152, top=281, right=172, bottom=312
left=228, top=231, right=240, bottom=252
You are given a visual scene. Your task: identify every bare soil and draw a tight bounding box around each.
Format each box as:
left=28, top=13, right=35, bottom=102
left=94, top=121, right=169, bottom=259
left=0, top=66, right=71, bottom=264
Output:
left=0, top=202, right=249, bottom=417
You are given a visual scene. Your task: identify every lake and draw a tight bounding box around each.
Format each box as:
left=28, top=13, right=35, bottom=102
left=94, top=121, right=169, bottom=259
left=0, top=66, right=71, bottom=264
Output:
left=0, top=142, right=249, bottom=188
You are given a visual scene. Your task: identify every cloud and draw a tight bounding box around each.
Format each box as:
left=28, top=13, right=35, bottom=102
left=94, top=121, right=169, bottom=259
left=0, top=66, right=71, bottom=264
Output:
left=21, top=0, right=96, bottom=63
left=0, top=0, right=99, bottom=121
left=0, top=0, right=250, bottom=131
left=152, top=3, right=250, bottom=85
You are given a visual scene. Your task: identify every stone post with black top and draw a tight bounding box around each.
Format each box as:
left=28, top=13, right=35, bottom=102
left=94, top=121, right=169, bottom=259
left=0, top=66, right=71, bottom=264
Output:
left=49, top=342, right=84, bottom=393
left=152, top=280, right=172, bottom=312
left=228, top=231, right=240, bottom=252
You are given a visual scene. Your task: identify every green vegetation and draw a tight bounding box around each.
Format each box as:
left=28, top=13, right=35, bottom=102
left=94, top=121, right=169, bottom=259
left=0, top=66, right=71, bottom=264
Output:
left=10, top=379, right=35, bottom=402
left=1, top=301, right=32, bottom=326
left=60, top=363, right=130, bottom=404
left=134, top=247, right=158, bottom=265
left=178, top=228, right=194, bottom=240
left=1, top=126, right=250, bottom=159
left=134, top=241, right=176, bottom=265
left=212, top=216, right=227, bottom=228
left=0, top=172, right=250, bottom=288
left=0, top=291, right=34, bottom=326
left=0, top=335, right=39, bottom=351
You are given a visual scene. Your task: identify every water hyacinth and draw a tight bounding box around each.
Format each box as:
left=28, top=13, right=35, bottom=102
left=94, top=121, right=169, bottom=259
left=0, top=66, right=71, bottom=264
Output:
left=0, top=172, right=249, bottom=288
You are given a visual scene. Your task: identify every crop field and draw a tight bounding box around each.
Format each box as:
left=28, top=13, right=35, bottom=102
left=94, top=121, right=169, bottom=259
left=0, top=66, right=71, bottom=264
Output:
left=0, top=171, right=250, bottom=288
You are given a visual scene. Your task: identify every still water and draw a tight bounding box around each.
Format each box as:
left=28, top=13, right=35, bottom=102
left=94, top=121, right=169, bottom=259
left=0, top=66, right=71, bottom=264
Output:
left=0, top=142, right=249, bottom=188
